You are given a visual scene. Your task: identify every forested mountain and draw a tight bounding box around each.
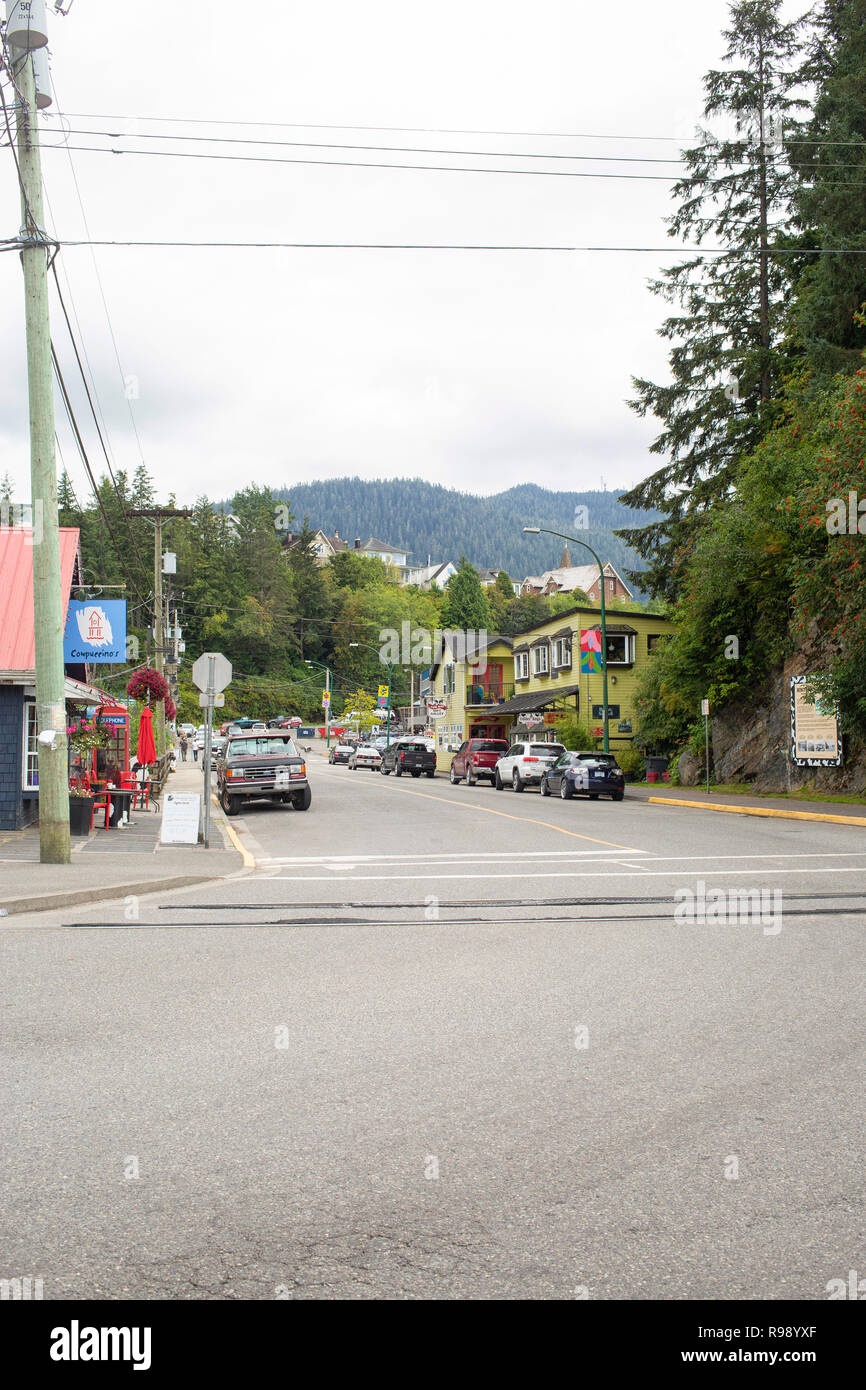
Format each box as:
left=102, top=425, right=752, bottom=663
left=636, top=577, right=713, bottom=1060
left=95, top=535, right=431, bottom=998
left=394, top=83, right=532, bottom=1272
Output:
left=259, top=478, right=653, bottom=582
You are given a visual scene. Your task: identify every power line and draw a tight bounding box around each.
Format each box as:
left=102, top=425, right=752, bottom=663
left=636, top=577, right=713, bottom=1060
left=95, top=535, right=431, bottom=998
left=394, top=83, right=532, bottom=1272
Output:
left=50, top=261, right=149, bottom=574
left=49, top=111, right=866, bottom=148
left=51, top=125, right=689, bottom=164
left=50, top=239, right=866, bottom=255
left=40, top=142, right=684, bottom=179
left=49, top=75, right=149, bottom=471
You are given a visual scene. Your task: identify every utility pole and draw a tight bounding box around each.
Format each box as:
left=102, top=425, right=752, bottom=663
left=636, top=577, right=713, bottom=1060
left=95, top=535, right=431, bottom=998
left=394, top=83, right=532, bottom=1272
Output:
left=126, top=507, right=190, bottom=756
left=12, top=37, right=70, bottom=864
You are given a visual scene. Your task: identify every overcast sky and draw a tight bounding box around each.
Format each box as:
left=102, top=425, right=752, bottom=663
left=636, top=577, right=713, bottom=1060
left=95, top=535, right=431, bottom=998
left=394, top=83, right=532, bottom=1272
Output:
left=1, top=0, right=753, bottom=504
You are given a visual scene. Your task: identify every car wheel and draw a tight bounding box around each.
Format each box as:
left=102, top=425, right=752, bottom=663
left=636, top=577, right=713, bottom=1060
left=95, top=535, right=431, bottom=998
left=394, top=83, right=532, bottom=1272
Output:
left=395, top=767, right=402, bottom=777
left=450, top=766, right=459, bottom=784
left=292, top=786, right=312, bottom=811
left=540, top=777, right=550, bottom=796
left=382, top=768, right=391, bottom=775
left=426, top=769, right=435, bottom=778
left=612, top=791, right=624, bottom=801
left=411, top=770, right=421, bottom=778
left=512, top=769, right=524, bottom=793
left=560, top=778, right=572, bottom=800
left=466, top=767, right=476, bottom=786
left=220, top=788, right=240, bottom=816
left=494, top=769, right=503, bottom=789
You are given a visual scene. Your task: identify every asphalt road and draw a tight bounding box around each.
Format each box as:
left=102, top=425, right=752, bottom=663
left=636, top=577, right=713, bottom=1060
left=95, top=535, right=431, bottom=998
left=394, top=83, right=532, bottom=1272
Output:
left=2, top=755, right=865, bottom=1300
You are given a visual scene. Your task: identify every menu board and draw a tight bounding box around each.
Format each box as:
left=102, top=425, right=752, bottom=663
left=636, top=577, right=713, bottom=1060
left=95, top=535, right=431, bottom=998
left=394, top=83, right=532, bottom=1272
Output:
left=160, top=792, right=201, bottom=844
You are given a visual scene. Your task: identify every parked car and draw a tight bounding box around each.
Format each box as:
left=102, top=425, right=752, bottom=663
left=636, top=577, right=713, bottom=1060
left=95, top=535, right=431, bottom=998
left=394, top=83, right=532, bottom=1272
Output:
left=449, top=738, right=509, bottom=786
left=210, top=734, right=226, bottom=767
left=328, top=741, right=355, bottom=765
left=380, top=740, right=437, bottom=778
left=349, top=743, right=383, bottom=771
left=540, top=752, right=625, bottom=801
left=216, top=730, right=311, bottom=815
left=494, top=740, right=567, bottom=791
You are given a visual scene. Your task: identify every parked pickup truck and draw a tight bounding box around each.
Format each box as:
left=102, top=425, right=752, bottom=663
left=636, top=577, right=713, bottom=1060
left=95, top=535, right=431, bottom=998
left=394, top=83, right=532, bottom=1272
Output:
left=216, top=730, right=311, bottom=816
left=380, top=740, right=437, bottom=778
left=449, top=738, right=509, bottom=786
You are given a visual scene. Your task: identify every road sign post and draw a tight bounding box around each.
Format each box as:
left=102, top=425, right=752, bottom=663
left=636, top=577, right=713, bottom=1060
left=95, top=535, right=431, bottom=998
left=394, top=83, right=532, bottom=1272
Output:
left=192, top=652, right=232, bottom=847
left=701, top=698, right=710, bottom=795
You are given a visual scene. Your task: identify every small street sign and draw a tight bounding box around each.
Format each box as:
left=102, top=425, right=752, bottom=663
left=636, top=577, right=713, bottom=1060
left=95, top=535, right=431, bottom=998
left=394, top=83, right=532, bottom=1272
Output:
left=199, top=692, right=225, bottom=707
left=378, top=684, right=389, bottom=700
left=192, top=651, right=232, bottom=693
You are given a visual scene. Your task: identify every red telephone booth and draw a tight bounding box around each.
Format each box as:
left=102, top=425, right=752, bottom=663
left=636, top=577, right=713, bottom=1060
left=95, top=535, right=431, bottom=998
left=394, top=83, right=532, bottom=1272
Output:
left=93, top=705, right=131, bottom=783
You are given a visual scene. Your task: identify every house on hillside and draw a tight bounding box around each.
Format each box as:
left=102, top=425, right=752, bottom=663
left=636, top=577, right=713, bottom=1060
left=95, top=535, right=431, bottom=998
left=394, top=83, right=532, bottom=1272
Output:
left=403, top=561, right=458, bottom=590
left=283, top=529, right=348, bottom=565
left=520, top=553, right=632, bottom=603
left=476, top=568, right=520, bottom=594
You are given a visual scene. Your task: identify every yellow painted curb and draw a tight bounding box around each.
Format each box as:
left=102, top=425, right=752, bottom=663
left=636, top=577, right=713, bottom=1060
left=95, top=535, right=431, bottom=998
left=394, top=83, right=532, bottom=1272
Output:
left=648, top=796, right=866, bottom=827
left=211, top=794, right=256, bottom=867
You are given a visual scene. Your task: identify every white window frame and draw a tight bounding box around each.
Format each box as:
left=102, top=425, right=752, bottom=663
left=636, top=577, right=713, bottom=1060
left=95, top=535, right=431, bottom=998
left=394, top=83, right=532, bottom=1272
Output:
left=606, top=634, right=636, bottom=665
left=514, top=652, right=530, bottom=681
left=531, top=644, right=550, bottom=676
left=22, top=700, right=38, bottom=790
left=552, top=637, right=572, bottom=669
left=443, top=663, right=455, bottom=694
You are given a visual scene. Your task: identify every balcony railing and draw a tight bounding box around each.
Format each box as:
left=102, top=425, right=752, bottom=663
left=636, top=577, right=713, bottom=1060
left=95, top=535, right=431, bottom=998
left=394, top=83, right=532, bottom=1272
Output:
left=465, top=682, right=515, bottom=706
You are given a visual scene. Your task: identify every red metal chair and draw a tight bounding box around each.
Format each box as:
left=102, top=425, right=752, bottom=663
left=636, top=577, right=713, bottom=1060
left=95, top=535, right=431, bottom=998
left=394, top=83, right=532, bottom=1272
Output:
left=89, top=786, right=111, bottom=831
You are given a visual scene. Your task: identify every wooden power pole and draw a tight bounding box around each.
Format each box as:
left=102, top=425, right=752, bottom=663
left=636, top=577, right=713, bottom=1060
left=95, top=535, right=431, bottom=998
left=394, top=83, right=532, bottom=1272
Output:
left=13, top=43, right=70, bottom=863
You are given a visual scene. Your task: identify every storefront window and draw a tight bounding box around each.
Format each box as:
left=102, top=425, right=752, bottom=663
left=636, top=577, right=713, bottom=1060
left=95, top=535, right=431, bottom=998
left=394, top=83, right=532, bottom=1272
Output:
left=22, top=702, right=38, bottom=789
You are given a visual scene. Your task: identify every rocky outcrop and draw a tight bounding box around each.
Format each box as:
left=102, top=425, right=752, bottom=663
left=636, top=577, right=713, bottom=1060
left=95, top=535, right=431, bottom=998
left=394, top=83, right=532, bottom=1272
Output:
left=709, top=647, right=866, bottom=795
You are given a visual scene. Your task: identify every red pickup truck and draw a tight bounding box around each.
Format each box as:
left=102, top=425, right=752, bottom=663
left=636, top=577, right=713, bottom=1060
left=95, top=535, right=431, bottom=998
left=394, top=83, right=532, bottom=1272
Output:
left=449, top=738, right=509, bottom=786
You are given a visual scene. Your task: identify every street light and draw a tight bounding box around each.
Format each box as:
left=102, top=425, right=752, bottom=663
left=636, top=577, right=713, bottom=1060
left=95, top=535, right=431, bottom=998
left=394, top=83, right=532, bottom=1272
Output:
left=349, top=641, right=395, bottom=748
left=523, top=525, right=610, bottom=753
left=304, top=659, right=332, bottom=748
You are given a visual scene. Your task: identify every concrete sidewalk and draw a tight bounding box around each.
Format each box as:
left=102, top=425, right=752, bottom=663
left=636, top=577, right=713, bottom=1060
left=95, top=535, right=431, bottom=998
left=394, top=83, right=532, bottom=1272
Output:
left=0, top=761, right=246, bottom=917
left=629, top=782, right=866, bottom=825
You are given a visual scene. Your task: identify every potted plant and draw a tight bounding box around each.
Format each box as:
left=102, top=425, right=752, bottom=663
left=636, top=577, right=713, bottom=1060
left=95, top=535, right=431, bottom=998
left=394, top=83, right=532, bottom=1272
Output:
left=68, top=787, right=93, bottom=835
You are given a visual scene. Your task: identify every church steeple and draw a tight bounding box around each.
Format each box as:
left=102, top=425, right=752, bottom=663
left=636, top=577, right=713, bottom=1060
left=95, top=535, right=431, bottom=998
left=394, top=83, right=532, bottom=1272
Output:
left=560, top=544, right=571, bottom=567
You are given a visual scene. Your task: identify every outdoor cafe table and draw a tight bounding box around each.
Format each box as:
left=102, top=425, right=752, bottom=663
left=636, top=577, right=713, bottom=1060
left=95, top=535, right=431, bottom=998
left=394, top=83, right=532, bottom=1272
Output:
left=105, top=788, right=135, bottom=828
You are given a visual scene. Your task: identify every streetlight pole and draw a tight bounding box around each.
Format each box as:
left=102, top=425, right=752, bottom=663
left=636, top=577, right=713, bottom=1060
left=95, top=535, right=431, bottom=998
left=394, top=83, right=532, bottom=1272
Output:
left=522, top=526, right=610, bottom=754
left=349, top=642, right=395, bottom=748
left=305, top=659, right=332, bottom=747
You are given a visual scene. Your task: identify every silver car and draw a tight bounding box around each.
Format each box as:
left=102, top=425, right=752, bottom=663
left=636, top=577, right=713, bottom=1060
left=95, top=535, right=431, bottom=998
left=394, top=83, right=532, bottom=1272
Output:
left=494, top=740, right=567, bottom=792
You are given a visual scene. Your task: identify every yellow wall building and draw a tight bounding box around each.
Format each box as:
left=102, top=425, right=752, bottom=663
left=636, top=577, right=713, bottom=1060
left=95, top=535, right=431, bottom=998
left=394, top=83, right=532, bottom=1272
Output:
left=426, top=606, right=672, bottom=770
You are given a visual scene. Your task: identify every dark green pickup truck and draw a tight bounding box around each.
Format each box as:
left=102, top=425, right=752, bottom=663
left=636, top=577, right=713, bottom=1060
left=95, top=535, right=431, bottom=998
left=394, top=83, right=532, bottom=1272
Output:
left=379, top=740, right=437, bottom=778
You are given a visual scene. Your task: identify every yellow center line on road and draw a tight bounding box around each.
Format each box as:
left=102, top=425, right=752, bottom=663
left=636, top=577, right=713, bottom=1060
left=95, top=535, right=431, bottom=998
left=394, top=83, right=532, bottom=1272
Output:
left=377, top=782, right=645, bottom=854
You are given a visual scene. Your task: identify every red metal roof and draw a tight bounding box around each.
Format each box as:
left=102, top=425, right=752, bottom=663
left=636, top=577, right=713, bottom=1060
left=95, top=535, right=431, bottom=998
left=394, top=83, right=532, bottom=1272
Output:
left=0, top=526, right=80, bottom=676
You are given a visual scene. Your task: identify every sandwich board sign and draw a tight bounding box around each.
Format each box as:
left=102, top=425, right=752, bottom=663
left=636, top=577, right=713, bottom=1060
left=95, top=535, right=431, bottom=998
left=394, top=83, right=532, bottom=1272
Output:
left=160, top=792, right=201, bottom=844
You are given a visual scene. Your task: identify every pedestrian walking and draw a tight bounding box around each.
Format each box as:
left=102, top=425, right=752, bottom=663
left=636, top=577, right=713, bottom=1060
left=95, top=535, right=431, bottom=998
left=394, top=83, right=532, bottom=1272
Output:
left=180, top=735, right=189, bottom=761
left=193, top=740, right=198, bottom=762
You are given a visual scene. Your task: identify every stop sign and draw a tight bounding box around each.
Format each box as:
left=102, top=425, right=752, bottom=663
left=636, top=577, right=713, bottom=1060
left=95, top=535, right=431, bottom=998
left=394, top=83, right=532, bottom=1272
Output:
left=192, top=651, right=232, bottom=693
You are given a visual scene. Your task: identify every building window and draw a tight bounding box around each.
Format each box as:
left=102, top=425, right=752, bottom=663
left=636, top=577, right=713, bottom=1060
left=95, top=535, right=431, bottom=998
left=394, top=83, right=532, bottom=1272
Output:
left=552, top=637, right=572, bottom=669
left=443, top=664, right=456, bottom=694
left=606, top=634, right=635, bottom=665
left=514, top=652, right=530, bottom=681
left=532, top=644, right=550, bottom=676
left=647, top=633, right=662, bottom=652
left=22, top=701, right=38, bottom=789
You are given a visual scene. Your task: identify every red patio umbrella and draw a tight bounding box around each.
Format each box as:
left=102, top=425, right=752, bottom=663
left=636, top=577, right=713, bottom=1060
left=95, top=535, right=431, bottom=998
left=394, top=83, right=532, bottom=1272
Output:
left=137, top=705, right=157, bottom=766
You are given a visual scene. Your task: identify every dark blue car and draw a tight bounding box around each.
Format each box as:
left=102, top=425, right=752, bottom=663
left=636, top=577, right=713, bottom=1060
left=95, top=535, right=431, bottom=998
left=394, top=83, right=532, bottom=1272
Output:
left=541, top=752, right=625, bottom=801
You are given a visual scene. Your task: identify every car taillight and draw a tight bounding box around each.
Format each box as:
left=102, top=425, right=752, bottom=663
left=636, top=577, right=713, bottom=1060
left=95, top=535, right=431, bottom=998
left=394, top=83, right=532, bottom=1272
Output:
left=524, top=756, right=539, bottom=762
left=400, top=752, right=406, bottom=761
left=472, top=754, right=480, bottom=763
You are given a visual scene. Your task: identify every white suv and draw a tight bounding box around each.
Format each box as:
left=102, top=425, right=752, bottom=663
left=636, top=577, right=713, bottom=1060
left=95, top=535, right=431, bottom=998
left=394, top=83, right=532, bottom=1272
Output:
left=494, top=740, right=567, bottom=792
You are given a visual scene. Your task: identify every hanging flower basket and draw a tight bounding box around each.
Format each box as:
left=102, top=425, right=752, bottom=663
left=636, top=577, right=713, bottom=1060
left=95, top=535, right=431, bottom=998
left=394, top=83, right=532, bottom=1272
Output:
left=67, top=719, right=110, bottom=753
left=126, top=667, right=170, bottom=705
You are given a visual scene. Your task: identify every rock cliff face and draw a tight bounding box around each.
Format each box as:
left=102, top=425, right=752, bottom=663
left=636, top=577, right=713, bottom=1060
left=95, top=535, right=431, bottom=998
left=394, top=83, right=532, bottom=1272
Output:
left=679, top=648, right=866, bottom=794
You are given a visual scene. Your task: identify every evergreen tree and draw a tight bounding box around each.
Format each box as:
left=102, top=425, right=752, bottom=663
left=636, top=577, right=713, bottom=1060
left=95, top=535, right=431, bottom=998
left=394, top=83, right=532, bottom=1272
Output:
left=284, top=521, right=335, bottom=661
left=794, top=0, right=866, bottom=373
left=618, top=0, right=808, bottom=598
left=440, top=557, right=490, bottom=630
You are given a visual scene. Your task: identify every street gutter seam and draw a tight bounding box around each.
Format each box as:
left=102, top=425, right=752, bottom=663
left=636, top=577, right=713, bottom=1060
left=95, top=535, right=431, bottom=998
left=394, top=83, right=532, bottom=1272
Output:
left=648, top=796, right=866, bottom=827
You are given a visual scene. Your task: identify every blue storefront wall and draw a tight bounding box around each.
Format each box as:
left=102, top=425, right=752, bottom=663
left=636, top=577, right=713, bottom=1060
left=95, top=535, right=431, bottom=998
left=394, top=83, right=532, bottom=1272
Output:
left=0, top=685, right=36, bottom=830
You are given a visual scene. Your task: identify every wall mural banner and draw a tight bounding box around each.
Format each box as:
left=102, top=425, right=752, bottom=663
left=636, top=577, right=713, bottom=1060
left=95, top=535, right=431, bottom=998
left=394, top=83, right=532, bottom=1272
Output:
left=580, top=628, right=602, bottom=675
left=790, top=676, right=842, bottom=767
